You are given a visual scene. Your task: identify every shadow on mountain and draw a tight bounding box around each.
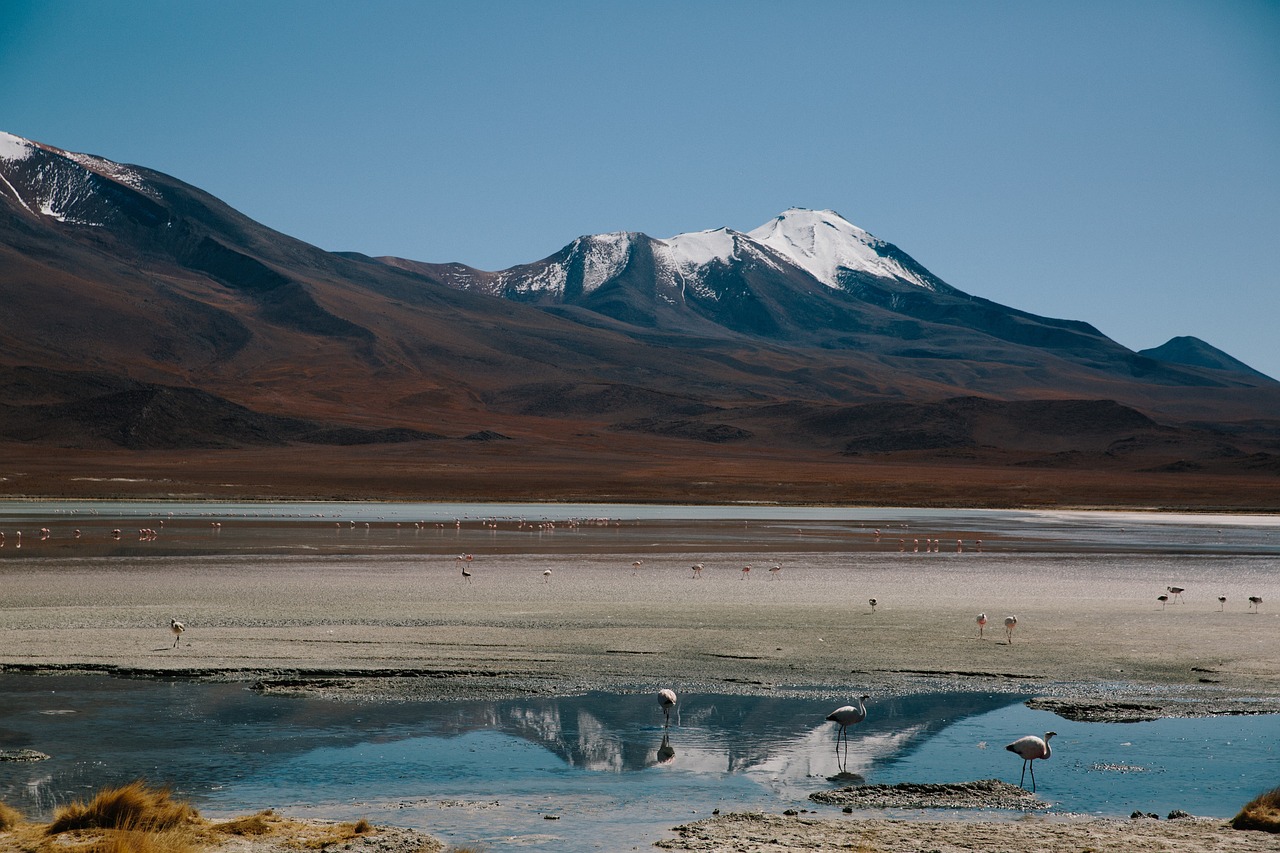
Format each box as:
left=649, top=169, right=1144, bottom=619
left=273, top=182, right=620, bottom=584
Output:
left=0, top=384, right=443, bottom=450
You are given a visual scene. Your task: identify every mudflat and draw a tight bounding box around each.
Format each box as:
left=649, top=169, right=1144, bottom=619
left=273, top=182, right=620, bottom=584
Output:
left=1, top=513, right=1276, bottom=704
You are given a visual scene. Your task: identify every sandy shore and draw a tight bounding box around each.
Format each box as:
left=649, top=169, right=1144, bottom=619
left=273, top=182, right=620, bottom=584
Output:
left=654, top=812, right=1278, bottom=852
left=2, top=512, right=1278, bottom=852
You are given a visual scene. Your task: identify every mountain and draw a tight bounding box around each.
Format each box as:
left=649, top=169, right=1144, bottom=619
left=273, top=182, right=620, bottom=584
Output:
left=1139, top=336, right=1274, bottom=382
left=384, top=207, right=1272, bottom=397
left=2, top=131, right=1279, bottom=504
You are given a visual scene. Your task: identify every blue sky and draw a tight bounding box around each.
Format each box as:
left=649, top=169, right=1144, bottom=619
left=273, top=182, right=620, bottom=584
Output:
left=3, top=1, right=1279, bottom=379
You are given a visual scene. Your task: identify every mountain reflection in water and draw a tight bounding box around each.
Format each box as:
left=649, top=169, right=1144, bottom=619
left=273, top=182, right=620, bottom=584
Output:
left=2, top=674, right=1275, bottom=853
left=0, top=673, right=1008, bottom=817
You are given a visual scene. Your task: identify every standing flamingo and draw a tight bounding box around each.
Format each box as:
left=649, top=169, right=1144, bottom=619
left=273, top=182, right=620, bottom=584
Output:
left=769, top=564, right=781, bottom=579
left=741, top=565, right=750, bottom=579
left=169, top=618, right=185, bottom=648
left=1249, top=596, right=1263, bottom=612
left=632, top=560, right=643, bottom=576
left=1217, top=595, right=1227, bottom=611
left=1157, top=594, right=1168, bottom=609
left=658, top=688, right=678, bottom=727
left=976, top=613, right=988, bottom=638
left=691, top=563, right=703, bottom=579
left=542, top=569, right=552, bottom=583
left=868, top=598, right=878, bottom=613
left=1167, top=586, right=1185, bottom=602
left=1003, top=615, right=1017, bottom=643
left=826, top=695, right=869, bottom=769
left=1006, top=731, right=1056, bottom=792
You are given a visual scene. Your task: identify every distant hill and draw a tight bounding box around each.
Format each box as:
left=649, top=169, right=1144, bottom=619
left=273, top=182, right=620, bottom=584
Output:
left=1139, top=336, right=1274, bottom=382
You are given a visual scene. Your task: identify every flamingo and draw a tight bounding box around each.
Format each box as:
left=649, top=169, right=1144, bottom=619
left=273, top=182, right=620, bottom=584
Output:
left=1167, top=586, right=1185, bottom=602
left=169, top=618, right=185, bottom=648
left=1003, top=615, right=1017, bottom=643
left=632, top=560, right=643, bottom=576
left=769, top=564, right=781, bottom=579
left=1006, top=731, right=1056, bottom=792
left=542, top=569, right=552, bottom=583
left=827, top=695, right=869, bottom=768
left=976, top=612, right=988, bottom=638
left=1249, top=596, right=1262, bottom=612
left=658, top=688, right=678, bottom=727
left=461, top=565, right=473, bottom=583
left=691, top=563, right=704, bottom=579
left=1218, top=595, right=1227, bottom=611
left=868, top=598, right=877, bottom=613
left=741, top=565, right=750, bottom=579
left=1157, top=594, right=1168, bottom=609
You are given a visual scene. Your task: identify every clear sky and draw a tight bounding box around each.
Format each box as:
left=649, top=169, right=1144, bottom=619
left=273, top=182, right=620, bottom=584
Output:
left=3, top=1, right=1278, bottom=379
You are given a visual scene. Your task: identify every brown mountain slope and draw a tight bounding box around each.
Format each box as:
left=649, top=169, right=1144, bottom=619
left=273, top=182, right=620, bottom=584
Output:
left=1, top=132, right=1278, bottom=505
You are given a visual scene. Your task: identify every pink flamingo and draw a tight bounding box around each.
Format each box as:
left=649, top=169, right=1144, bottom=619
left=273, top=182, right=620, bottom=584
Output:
left=1006, top=731, right=1056, bottom=792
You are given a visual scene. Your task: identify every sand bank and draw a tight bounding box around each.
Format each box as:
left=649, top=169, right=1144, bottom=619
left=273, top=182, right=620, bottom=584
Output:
left=1, top=542, right=1276, bottom=707
left=654, top=812, right=1276, bottom=852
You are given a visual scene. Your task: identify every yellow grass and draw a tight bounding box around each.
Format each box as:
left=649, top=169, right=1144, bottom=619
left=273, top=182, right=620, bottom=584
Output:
left=1232, top=785, right=1280, bottom=833
left=0, top=801, right=23, bottom=831
left=1, top=782, right=437, bottom=853
left=46, top=781, right=199, bottom=835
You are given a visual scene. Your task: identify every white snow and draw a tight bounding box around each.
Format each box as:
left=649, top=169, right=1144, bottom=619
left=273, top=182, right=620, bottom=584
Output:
left=661, top=227, right=738, bottom=269
left=496, top=261, right=567, bottom=297
left=0, top=131, right=34, bottom=162
left=651, top=228, right=740, bottom=301
left=575, top=232, right=632, bottom=294
left=748, top=207, right=931, bottom=289
left=61, top=150, right=160, bottom=199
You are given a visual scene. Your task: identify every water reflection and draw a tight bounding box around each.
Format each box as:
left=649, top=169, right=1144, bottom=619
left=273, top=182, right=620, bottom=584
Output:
left=1, top=673, right=1276, bottom=852
left=0, top=674, right=1012, bottom=813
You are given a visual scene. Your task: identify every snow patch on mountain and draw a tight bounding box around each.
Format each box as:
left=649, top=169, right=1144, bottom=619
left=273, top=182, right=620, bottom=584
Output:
left=494, top=260, right=567, bottom=297
left=0, top=131, right=162, bottom=223
left=749, top=208, right=931, bottom=289
left=0, top=131, right=34, bottom=162
left=652, top=227, right=788, bottom=301
left=574, top=232, right=632, bottom=294
left=61, top=150, right=161, bottom=200
left=662, top=227, right=737, bottom=269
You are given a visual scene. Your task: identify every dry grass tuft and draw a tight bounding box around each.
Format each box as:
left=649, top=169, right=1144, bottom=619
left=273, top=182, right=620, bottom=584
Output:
left=211, top=810, right=276, bottom=836
left=0, top=800, right=24, bottom=831
left=6, top=783, right=441, bottom=852
left=210, top=812, right=396, bottom=849
left=1233, top=785, right=1280, bottom=833
left=46, top=781, right=200, bottom=835
left=82, top=827, right=203, bottom=853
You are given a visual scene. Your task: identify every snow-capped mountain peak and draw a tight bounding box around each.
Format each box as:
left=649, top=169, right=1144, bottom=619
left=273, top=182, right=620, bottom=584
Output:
left=0, top=130, right=163, bottom=225
left=0, top=131, right=35, bottom=162
left=748, top=207, right=933, bottom=290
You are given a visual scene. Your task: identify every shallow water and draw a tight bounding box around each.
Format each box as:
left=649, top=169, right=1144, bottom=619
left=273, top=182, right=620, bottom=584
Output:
left=3, top=500, right=1279, bottom=560
left=0, top=674, right=1275, bottom=851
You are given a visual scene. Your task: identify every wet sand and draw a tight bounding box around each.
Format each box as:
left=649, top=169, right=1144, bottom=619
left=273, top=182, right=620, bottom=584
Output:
left=1, top=532, right=1276, bottom=705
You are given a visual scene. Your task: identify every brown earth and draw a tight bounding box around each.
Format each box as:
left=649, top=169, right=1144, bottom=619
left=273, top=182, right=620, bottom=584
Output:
left=3, top=439, right=1279, bottom=510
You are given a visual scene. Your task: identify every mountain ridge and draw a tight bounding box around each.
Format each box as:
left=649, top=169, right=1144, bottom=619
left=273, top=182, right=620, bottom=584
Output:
left=2, top=130, right=1278, bottom=505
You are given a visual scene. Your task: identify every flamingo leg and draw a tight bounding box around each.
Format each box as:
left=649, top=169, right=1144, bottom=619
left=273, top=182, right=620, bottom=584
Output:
left=1019, top=760, right=1027, bottom=788
left=1030, top=760, right=1036, bottom=792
